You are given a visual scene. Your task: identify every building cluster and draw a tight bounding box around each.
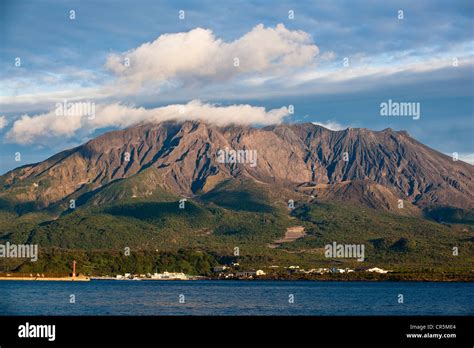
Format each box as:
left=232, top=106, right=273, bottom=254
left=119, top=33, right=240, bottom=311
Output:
left=285, top=266, right=355, bottom=274
left=115, top=271, right=189, bottom=280
left=212, top=264, right=392, bottom=278
left=212, top=265, right=266, bottom=279
left=113, top=266, right=392, bottom=281
left=289, top=266, right=392, bottom=274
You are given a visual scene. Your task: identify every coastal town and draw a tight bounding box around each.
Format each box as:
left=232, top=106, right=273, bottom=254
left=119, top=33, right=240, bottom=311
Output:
left=0, top=258, right=396, bottom=281
left=98, top=265, right=393, bottom=281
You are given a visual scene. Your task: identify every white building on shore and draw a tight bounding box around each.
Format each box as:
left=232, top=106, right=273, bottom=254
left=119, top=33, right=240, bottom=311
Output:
left=366, top=267, right=391, bottom=274
left=151, top=271, right=188, bottom=280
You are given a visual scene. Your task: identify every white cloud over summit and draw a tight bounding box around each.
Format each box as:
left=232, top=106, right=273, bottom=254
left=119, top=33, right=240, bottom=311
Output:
left=106, top=24, right=318, bottom=92
left=456, top=153, right=474, bottom=165
left=311, top=121, right=346, bottom=131
left=7, top=100, right=290, bottom=144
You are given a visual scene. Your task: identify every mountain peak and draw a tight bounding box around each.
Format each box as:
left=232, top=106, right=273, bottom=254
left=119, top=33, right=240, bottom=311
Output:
left=1, top=121, right=473, bottom=213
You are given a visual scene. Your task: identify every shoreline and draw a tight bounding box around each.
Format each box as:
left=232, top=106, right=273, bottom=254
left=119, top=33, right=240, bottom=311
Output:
left=0, top=276, right=472, bottom=283
left=0, top=276, right=90, bottom=282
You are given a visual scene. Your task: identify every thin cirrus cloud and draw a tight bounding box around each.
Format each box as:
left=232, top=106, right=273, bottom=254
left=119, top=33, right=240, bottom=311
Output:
left=6, top=100, right=290, bottom=145
left=105, top=23, right=319, bottom=93
left=0, top=116, right=7, bottom=130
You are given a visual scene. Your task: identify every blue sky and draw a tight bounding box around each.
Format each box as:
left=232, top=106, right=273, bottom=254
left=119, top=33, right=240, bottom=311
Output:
left=0, top=0, right=473, bottom=173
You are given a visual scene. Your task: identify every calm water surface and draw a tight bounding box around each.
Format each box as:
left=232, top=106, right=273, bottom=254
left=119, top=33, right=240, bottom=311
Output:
left=0, top=280, right=472, bottom=315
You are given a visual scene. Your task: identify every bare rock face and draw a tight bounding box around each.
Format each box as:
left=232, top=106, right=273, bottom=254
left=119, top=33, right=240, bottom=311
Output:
left=1, top=121, right=473, bottom=212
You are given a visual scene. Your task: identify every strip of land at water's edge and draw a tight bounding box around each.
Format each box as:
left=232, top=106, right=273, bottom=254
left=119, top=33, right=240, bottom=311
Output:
left=0, top=273, right=473, bottom=282
left=1, top=249, right=473, bottom=282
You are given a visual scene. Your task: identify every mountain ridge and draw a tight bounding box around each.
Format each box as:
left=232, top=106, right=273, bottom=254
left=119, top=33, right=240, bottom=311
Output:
left=1, top=120, right=472, bottom=214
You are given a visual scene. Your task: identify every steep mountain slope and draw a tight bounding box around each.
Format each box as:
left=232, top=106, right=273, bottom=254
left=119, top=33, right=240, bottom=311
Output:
left=0, top=121, right=472, bottom=214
